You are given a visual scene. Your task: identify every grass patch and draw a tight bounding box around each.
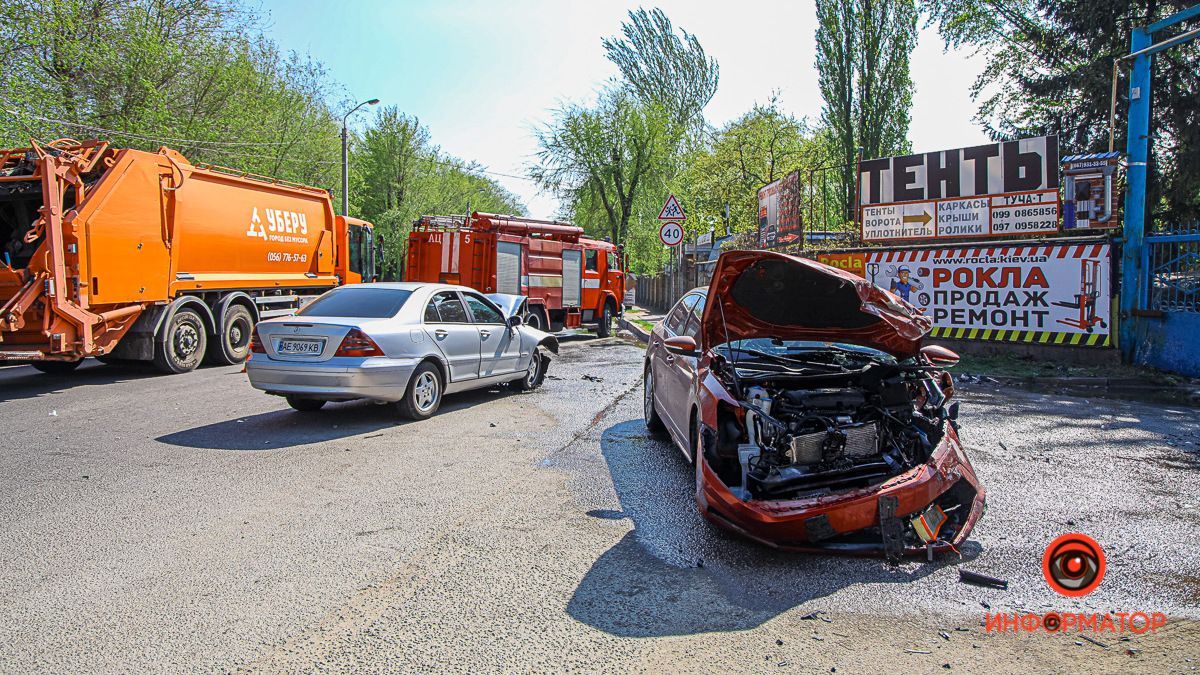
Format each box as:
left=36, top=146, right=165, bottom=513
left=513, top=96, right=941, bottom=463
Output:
left=955, top=352, right=1175, bottom=383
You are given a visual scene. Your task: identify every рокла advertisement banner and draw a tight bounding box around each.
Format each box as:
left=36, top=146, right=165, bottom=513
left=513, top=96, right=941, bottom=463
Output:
left=817, top=241, right=1112, bottom=346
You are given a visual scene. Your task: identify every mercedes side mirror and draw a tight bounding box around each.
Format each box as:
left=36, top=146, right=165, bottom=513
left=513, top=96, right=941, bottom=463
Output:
left=507, top=315, right=523, bottom=329
left=921, top=344, right=960, bottom=368
left=664, top=335, right=698, bottom=357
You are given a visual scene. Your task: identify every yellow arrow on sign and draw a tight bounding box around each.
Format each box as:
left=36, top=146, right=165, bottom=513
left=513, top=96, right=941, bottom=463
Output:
left=903, top=210, right=932, bottom=225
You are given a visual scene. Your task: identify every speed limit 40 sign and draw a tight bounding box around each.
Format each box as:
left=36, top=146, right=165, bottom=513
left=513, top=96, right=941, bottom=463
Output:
left=659, top=221, right=684, bottom=247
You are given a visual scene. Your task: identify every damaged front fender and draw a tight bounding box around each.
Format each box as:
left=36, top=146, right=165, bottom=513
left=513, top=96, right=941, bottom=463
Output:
left=695, top=424, right=986, bottom=557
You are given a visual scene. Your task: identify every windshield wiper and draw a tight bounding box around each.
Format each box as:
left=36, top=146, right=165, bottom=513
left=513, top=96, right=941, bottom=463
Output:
left=723, top=347, right=848, bottom=373
left=784, top=344, right=888, bottom=363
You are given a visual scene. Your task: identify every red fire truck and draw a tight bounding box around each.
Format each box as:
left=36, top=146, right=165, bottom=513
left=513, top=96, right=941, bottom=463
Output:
left=405, top=213, right=625, bottom=336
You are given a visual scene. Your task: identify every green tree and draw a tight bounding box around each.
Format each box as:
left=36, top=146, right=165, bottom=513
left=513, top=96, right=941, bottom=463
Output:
left=602, top=7, right=719, bottom=128
left=530, top=87, right=675, bottom=252
left=535, top=7, right=719, bottom=273
left=673, top=97, right=835, bottom=238
left=0, top=0, right=524, bottom=282
left=816, top=0, right=919, bottom=218
left=923, top=0, right=1200, bottom=223
left=357, top=106, right=429, bottom=217
left=352, top=107, right=524, bottom=279
left=0, top=0, right=343, bottom=188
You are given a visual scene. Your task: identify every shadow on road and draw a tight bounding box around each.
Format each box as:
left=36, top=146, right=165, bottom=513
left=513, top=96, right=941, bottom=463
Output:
left=0, top=360, right=165, bottom=404
left=566, top=419, right=981, bottom=637
left=155, top=385, right=520, bottom=450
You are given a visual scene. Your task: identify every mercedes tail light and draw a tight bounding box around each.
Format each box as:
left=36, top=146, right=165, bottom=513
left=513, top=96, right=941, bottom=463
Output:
left=335, top=328, right=384, bottom=357
left=249, top=326, right=266, bottom=354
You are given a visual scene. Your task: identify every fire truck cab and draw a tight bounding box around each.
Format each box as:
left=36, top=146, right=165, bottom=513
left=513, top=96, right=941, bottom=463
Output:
left=405, top=213, right=625, bottom=335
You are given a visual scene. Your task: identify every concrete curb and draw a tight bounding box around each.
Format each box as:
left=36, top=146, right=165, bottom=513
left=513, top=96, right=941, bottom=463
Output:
left=618, top=316, right=650, bottom=344
left=961, top=374, right=1179, bottom=391
left=960, top=373, right=1200, bottom=403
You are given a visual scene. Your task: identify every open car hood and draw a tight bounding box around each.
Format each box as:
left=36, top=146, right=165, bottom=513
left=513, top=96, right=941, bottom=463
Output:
left=485, top=293, right=527, bottom=319
left=701, top=250, right=932, bottom=358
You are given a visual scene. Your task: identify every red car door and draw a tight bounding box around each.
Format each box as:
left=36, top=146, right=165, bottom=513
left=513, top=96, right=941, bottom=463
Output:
left=652, top=293, right=702, bottom=450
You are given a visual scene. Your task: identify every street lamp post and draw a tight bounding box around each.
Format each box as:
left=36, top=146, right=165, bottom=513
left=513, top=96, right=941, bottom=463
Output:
left=341, top=98, right=380, bottom=216
left=466, top=187, right=488, bottom=227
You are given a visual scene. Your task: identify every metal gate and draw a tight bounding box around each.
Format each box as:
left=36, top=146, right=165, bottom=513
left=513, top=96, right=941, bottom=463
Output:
left=1134, top=221, right=1200, bottom=375
left=496, top=242, right=521, bottom=295
left=562, top=249, right=582, bottom=306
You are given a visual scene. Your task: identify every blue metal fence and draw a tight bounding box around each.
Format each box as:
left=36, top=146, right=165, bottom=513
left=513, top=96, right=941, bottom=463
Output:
left=1145, top=223, right=1200, bottom=312
left=1134, top=222, right=1200, bottom=375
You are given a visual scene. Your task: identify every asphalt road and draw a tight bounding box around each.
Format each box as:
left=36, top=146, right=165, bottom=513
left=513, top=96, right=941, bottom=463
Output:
left=0, top=339, right=1197, bottom=672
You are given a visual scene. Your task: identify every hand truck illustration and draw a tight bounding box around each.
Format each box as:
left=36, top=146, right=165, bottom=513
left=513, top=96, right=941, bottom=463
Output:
left=1053, top=259, right=1107, bottom=332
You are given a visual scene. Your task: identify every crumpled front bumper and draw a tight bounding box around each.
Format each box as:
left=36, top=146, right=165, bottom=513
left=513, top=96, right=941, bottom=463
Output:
left=696, top=426, right=986, bottom=556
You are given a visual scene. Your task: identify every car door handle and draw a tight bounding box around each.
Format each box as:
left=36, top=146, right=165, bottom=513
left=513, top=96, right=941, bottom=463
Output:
left=665, top=353, right=675, bottom=364
left=434, top=329, right=448, bottom=339
left=479, top=330, right=491, bottom=339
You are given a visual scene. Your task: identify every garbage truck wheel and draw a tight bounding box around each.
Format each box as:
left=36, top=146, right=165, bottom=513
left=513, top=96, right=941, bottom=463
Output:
left=153, top=308, right=207, bottom=374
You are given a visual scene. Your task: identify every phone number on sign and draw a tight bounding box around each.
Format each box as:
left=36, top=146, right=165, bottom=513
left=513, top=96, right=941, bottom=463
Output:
left=267, top=251, right=308, bottom=263
left=1002, top=206, right=1057, bottom=218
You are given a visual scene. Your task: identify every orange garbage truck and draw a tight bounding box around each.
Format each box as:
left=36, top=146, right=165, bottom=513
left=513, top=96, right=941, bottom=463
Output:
left=0, top=139, right=376, bottom=374
left=405, top=212, right=625, bottom=335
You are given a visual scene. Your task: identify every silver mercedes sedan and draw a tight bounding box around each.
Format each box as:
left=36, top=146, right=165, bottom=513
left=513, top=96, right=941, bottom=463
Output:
left=245, top=283, right=558, bottom=419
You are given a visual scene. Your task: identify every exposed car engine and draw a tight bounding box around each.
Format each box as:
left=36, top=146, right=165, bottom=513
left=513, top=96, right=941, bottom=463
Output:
left=711, top=356, right=954, bottom=502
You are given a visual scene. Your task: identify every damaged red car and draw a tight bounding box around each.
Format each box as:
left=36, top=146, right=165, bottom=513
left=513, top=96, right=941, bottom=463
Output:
left=643, top=250, right=985, bottom=559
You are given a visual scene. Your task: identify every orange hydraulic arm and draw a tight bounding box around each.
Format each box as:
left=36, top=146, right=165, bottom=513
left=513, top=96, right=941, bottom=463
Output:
left=0, top=140, right=140, bottom=355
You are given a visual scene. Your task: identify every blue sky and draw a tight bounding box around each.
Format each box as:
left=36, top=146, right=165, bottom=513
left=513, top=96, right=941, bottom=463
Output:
left=262, top=0, right=990, bottom=219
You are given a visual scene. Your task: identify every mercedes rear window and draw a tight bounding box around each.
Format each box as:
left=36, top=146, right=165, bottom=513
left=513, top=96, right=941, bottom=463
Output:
left=298, top=288, right=412, bottom=318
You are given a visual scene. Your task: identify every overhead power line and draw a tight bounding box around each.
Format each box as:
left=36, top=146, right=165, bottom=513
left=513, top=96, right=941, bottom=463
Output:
left=4, top=108, right=329, bottom=148
left=3, top=105, right=539, bottom=184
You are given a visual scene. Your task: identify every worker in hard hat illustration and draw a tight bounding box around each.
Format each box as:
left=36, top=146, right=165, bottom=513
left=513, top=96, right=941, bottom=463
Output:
left=889, top=266, right=923, bottom=302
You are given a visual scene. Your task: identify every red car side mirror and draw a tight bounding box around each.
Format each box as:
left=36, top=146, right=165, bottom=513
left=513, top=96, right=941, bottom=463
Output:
left=664, top=335, right=699, bottom=357
left=921, top=344, right=960, bottom=368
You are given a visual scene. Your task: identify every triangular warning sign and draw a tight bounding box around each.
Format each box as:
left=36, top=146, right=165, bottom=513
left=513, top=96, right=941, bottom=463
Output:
left=657, top=194, right=686, bottom=221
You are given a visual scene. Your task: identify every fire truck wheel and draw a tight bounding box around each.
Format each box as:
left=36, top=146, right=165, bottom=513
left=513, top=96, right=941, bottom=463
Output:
left=207, top=304, right=254, bottom=365
left=153, top=308, right=208, bottom=374
left=525, top=306, right=548, bottom=332
left=596, top=301, right=615, bottom=338
left=31, top=359, right=82, bottom=375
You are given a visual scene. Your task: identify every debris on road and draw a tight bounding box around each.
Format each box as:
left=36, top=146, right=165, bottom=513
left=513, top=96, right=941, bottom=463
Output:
left=904, top=649, right=931, bottom=655
left=959, top=569, right=1008, bottom=589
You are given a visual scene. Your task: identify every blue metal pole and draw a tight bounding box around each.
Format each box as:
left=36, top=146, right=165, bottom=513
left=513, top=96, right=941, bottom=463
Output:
left=1119, top=26, right=1152, bottom=359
